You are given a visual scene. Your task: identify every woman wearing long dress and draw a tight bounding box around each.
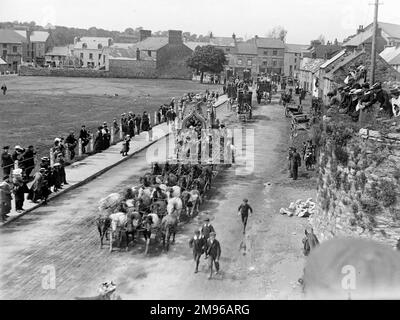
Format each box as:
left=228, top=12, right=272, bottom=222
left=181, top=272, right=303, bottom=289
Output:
left=93, top=127, right=103, bottom=153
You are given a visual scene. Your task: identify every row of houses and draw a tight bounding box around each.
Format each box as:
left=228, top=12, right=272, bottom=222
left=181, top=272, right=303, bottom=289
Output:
left=299, top=21, right=400, bottom=104
left=0, top=28, right=51, bottom=73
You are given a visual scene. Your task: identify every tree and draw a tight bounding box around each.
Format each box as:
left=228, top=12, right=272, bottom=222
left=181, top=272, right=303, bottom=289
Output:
left=124, top=28, right=134, bottom=35
left=186, top=45, right=227, bottom=83
left=266, top=26, right=288, bottom=42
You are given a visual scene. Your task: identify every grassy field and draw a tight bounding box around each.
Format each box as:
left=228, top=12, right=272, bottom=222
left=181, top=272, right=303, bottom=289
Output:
left=0, top=76, right=221, bottom=169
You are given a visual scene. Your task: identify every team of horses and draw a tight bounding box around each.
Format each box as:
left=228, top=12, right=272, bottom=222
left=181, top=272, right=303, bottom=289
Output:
left=96, top=162, right=215, bottom=254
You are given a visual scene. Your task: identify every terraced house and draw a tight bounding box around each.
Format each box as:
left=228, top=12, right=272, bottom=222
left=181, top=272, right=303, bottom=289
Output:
left=0, top=29, right=26, bottom=73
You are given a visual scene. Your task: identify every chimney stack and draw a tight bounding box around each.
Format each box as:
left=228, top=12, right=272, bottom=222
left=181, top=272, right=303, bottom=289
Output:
left=357, top=25, right=364, bottom=34
left=168, top=30, right=183, bottom=45
left=139, top=30, right=152, bottom=42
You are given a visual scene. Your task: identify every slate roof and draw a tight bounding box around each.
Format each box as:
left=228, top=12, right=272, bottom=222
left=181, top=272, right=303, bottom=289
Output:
left=343, top=22, right=400, bottom=47
left=253, top=37, right=285, bottom=49
left=320, top=50, right=347, bottom=69
left=184, top=41, right=209, bottom=51
left=236, top=42, right=258, bottom=55
left=131, top=37, right=168, bottom=51
left=323, top=50, right=365, bottom=79
left=0, top=29, right=26, bottom=44
left=285, top=43, right=309, bottom=53
left=300, top=58, right=326, bottom=73
left=45, top=45, right=73, bottom=56
left=74, top=37, right=112, bottom=50
left=209, top=37, right=236, bottom=47
left=15, top=30, right=49, bottom=42
left=109, top=44, right=137, bottom=59
left=380, top=46, right=400, bottom=65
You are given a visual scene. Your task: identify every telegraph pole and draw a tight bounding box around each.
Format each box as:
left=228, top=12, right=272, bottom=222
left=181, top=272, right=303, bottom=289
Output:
left=370, top=0, right=382, bottom=84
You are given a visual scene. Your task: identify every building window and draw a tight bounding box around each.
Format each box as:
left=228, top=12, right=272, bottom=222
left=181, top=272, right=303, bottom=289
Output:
left=294, top=58, right=297, bottom=63
left=264, top=50, right=268, bottom=55
left=82, top=43, right=87, bottom=49
left=226, top=48, right=230, bottom=52
left=247, top=59, right=252, bottom=66
left=2, top=44, right=6, bottom=48
left=2, top=50, right=7, bottom=57
left=98, top=44, right=102, bottom=50
left=273, top=60, right=277, bottom=66
left=273, top=50, right=278, bottom=56
left=263, top=60, right=267, bottom=65
left=99, top=54, right=101, bottom=60
left=80, top=53, right=84, bottom=59
left=148, top=50, right=152, bottom=57
left=89, top=53, right=93, bottom=59
left=12, top=46, right=17, bottom=53
left=238, top=58, right=242, bottom=65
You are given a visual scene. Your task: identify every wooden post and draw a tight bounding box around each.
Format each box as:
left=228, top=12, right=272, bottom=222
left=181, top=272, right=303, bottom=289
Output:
left=110, top=125, right=115, bottom=144
left=90, top=134, right=94, bottom=152
left=148, top=128, right=153, bottom=141
left=78, top=139, right=82, bottom=157
left=119, top=122, right=123, bottom=140
left=14, top=160, right=19, bottom=170
left=50, top=149, right=54, bottom=167
left=154, top=111, right=158, bottom=125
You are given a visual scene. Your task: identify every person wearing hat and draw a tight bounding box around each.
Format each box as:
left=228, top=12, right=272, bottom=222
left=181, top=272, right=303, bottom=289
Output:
left=369, top=82, right=393, bottom=118
left=391, top=87, right=400, bottom=117
left=201, top=217, right=215, bottom=241
left=1, top=146, right=13, bottom=177
left=128, top=114, right=136, bottom=138
left=291, top=147, right=302, bottom=181
left=135, top=113, right=142, bottom=135
left=189, top=230, right=206, bottom=273
left=204, top=231, right=221, bottom=279
left=102, top=123, right=111, bottom=150
left=79, top=125, right=90, bottom=154
left=120, top=134, right=131, bottom=157
left=22, top=145, right=36, bottom=179
left=0, top=175, right=12, bottom=221
left=65, top=131, right=78, bottom=160
left=29, top=168, right=45, bottom=203
left=238, top=198, right=253, bottom=234
left=93, top=126, right=104, bottom=153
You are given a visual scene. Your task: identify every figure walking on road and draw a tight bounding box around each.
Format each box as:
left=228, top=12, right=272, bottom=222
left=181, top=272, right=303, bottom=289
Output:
left=204, top=232, right=221, bottom=280
left=201, top=217, right=215, bottom=240
left=238, top=198, right=253, bottom=234
left=189, top=230, right=206, bottom=273
left=291, top=148, right=302, bottom=180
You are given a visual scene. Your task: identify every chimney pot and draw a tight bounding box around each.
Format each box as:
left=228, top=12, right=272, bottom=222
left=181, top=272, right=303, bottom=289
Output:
left=139, top=30, right=152, bottom=42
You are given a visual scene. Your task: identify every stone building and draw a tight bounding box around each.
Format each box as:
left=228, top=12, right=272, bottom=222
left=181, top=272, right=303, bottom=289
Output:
left=45, top=45, right=74, bottom=67
left=284, top=43, right=309, bottom=79
left=107, top=29, right=193, bottom=79
left=73, top=36, right=112, bottom=69
left=0, top=29, right=26, bottom=73
left=343, top=22, right=400, bottom=54
left=250, top=36, right=285, bottom=75
left=299, top=58, right=325, bottom=94
left=15, top=30, right=50, bottom=65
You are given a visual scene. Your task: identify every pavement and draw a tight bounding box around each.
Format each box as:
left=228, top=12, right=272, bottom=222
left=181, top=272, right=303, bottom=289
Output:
left=0, top=91, right=315, bottom=300
left=1, top=95, right=228, bottom=226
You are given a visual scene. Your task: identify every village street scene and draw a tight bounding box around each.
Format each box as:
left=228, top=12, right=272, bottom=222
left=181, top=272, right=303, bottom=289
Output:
left=1, top=0, right=400, bottom=302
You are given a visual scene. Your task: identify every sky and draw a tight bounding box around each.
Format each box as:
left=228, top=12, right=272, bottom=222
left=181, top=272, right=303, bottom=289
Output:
left=1, top=0, right=400, bottom=44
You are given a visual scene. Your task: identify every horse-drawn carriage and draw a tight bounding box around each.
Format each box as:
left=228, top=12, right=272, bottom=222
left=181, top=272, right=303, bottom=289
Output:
left=256, top=80, right=272, bottom=104
left=285, top=104, right=303, bottom=117
left=237, top=89, right=252, bottom=122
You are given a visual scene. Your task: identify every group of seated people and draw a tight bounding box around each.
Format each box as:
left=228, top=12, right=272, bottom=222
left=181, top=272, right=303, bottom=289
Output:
left=327, top=81, right=400, bottom=121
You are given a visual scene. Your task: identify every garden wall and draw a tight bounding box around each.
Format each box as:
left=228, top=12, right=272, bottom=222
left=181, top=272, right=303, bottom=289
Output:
left=310, top=118, right=400, bottom=248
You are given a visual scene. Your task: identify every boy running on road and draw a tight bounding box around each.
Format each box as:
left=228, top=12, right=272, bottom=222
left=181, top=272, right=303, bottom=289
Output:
left=238, top=199, right=253, bottom=234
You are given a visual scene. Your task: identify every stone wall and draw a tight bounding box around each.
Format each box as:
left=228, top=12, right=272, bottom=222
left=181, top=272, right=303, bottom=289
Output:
left=109, top=59, right=158, bottom=78
left=156, top=43, right=193, bottom=79
left=310, top=119, right=400, bottom=248
left=20, top=66, right=111, bottom=78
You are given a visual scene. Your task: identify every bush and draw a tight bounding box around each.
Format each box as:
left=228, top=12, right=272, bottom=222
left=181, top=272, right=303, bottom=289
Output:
left=360, top=197, right=381, bottom=216
left=379, top=180, right=397, bottom=207
left=334, top=145, right=349, bottom=166
left=352, top=202, right=359, bottom=214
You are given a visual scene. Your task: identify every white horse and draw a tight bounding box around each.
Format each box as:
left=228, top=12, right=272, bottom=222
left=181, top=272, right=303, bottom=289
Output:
left=167, top=196, right=183, bottom=220
left=188, top=189, right=202, bottom=217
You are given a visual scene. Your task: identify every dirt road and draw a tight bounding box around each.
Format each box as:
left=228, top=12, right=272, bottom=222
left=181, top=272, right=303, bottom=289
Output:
left=0, top=95, right=315, bottom=300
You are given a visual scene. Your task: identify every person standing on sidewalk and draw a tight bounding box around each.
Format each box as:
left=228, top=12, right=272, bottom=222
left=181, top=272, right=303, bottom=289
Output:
left=238, top=198, right=253, bottom=234
left=135, top=114, right=142, bottom=135
left=189, top=230, right=206, bottom=274
left=204, top=232, right=221, bottom=279
left=0, top=176, right=12, bottom=222
left=1, top=146, right=13, bottom=177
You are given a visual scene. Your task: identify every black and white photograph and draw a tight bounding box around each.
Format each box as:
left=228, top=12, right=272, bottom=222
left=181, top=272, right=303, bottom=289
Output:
left=1, top=0, right=400, bottom=305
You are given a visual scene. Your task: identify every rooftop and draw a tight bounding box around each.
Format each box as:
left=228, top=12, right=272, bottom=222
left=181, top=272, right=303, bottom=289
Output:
left=320, top=49, right=347, bottom=69
left=131, top=37, right=168, bottom=51
left=109, top=44, right=137, bottom=59
left=380, top=46, right=400, bottom=65
left=285, top=43, right=310, bottom=53
left=0, top=29, right=26, bottom=44
left=15, top=30, right=49, bottom=42
left=236, top=42, right=258, bottom=55
left=74, top=37, right=112, bottom=50
left=209, top=37, right=236, bottom=47
left=300, top=57, right=326, bottom=73
left=343, top=22, right=400, bottom=47
left=184, top=41, right=210, bottom=51
left=251, top=37, right=285, bottom=49
left=45, top=45, right=73, bottom=56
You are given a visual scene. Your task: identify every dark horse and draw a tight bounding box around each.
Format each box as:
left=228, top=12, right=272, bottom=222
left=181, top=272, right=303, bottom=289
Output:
left=160, top=214, right=178, bottom=251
